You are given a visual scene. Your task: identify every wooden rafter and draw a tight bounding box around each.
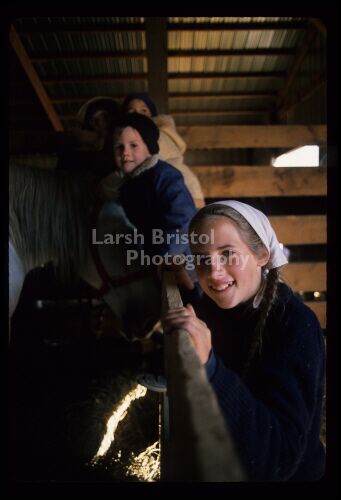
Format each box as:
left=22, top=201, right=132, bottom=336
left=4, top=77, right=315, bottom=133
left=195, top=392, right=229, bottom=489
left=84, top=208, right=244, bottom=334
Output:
left=9, top=25, right=63, bottom=132
left=41, top=71, right=285, bottom=84
left=58, top=109, right=268, bottom=121
left=13, top=92, right=273, bottom=105
left=45, top=92, right=277, bottom=104
left=31, top=48, right=295, bottom=62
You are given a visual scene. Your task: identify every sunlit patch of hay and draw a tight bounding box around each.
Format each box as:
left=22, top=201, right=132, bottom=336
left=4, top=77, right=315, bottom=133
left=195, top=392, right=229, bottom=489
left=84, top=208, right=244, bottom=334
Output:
left=91, top=384, right=147, bottom=463
left=126, top=441, right=160, bottom=481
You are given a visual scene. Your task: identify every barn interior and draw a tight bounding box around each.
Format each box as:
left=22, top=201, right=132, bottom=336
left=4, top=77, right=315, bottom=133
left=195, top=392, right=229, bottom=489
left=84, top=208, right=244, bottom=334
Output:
left=8, top=16, right=329, bottom=484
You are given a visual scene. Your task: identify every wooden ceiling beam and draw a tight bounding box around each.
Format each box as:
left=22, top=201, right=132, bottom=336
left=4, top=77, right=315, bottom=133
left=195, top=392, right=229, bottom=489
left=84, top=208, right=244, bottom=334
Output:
left=146, top=17, right=168, bottom=114
left=59, top=109, right=269, bottom=120
left=17, top=20, right=308, bottom=35
left=44, top=92, right=276, bottom=105
left=31, top=48, right=295, bottom=62
left=9, top=25, right=63, bottom=131
left=41, top=71, right=285, bottom=84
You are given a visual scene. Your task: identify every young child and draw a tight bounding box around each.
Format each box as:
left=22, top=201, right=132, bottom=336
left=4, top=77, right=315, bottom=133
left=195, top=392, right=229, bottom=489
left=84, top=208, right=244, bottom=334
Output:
left=164, top=200, right=326, bottom=481
left=122, top=93, right=205, bottom=208
left=113, top=112, right=198, bottom=391
left=113, top=112, right=197, bottom=288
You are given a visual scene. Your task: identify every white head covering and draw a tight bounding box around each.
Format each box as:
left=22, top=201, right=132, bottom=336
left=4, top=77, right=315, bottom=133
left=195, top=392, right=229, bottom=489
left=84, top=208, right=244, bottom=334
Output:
left=207, top=200, right=288, bottom=269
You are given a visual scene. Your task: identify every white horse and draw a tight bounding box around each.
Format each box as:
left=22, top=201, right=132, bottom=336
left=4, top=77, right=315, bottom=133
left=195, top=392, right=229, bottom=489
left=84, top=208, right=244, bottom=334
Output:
left=9, top=164, right=161, bottom=341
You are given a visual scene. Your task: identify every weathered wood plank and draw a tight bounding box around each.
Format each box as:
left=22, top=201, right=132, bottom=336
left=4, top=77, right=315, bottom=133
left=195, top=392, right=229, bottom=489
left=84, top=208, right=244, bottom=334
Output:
left=161, top=272, right=245, bottom=481
left=178, top=125, right=326, bottom=149
left=191, top=166, right=327, bottom=197
left=282, top=262, right=326, bottom=292
left=304, top=301, right=326, bottom=329
left=269, top=215, right=326, bottom=245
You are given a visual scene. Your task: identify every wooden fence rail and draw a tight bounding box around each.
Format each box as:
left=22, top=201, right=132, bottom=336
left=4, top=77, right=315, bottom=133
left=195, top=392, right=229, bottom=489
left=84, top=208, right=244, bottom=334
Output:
left=161, top=272, right=245, bottom=481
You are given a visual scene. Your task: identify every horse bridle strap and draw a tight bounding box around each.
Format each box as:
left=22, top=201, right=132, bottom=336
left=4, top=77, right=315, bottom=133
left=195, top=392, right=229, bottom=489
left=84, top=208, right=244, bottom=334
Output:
left=89, top=240, right=151, bottom=298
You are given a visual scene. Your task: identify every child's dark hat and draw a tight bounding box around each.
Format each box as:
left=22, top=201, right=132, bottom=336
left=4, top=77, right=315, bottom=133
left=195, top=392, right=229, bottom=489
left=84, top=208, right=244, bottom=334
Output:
left=116, top=113, right=160, bottom=154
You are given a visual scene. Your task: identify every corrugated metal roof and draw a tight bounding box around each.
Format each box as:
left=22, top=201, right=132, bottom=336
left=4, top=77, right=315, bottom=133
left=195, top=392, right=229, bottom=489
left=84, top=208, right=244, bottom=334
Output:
left=10, top=16, right=325, bottom=133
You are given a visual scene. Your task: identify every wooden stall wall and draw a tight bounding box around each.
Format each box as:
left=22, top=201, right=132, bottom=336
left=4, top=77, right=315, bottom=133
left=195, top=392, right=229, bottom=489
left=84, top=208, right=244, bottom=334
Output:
left=182, top=124, right=327, bottom=329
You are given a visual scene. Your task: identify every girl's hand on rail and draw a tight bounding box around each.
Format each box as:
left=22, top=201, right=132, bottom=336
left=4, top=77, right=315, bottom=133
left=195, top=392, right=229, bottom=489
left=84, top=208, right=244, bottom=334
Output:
left=163, top=304, right=212, bottom=364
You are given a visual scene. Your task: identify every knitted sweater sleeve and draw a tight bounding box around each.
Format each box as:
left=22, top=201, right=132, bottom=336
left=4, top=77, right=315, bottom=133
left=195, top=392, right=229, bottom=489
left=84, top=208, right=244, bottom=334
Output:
left=205, top=309, right=325, bottom=481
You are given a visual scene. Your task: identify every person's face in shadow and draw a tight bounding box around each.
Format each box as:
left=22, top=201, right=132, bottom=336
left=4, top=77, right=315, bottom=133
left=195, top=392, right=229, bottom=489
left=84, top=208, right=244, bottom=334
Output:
left=126, top=99, right=153, bottom=118
left=89, top=109, right=112, bottom=136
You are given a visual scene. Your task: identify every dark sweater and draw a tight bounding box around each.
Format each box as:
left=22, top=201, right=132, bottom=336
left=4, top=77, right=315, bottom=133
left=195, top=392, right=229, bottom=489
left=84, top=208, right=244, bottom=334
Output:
left=119, top=160, right=197, bottom=258
left=197, top=283, right=325, bottom=481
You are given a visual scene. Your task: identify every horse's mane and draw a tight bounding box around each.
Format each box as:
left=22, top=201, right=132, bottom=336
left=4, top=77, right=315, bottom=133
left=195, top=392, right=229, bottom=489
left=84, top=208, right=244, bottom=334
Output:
left=9, top=164, right=91, bottom=279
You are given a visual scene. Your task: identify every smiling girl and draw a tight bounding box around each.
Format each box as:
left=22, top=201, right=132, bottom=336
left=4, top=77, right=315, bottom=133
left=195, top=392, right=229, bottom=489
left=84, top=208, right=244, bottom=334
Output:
left=164, top=200, right=326, bottom=481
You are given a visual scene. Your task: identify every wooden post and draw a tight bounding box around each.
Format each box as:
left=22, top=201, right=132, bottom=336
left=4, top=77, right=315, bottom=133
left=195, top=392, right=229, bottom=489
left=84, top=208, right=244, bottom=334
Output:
left=145, top=17, right=169, bottom=114
left=161, top=272, right=245, bottom=481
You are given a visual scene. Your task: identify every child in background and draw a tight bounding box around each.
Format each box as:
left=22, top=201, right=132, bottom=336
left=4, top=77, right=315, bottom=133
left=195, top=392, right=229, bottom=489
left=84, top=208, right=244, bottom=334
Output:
left=164, top=200, right=325, bottom=481
left=113, top=112, right=197, bottom=290
left=113, top=112, right=199, bottom=391
left=121, top=93, right=205, bottom=208
left=57, top=97, right=121, bottom=183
